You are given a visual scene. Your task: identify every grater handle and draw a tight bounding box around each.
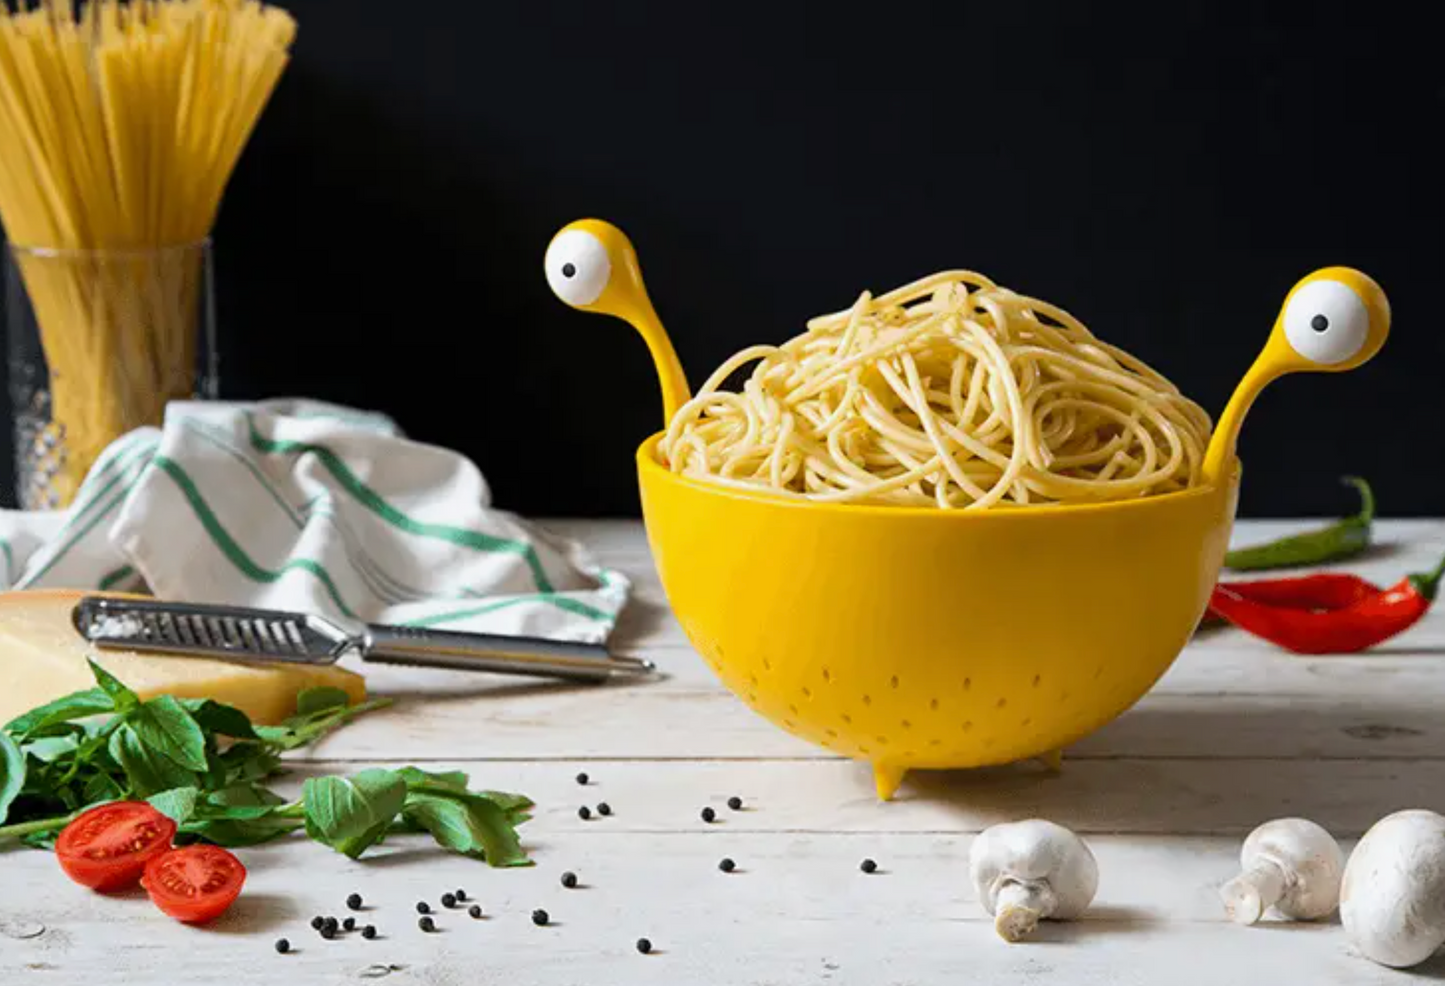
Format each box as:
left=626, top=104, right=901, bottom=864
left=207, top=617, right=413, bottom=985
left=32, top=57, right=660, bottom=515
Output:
left=361, top=625, right=654, bottom=682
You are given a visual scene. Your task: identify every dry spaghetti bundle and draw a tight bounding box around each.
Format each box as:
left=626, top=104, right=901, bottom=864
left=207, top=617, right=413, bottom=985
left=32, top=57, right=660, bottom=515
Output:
left=0, top=0, right=296, bottom=505
left=659, top=270, right=1213, bottom=509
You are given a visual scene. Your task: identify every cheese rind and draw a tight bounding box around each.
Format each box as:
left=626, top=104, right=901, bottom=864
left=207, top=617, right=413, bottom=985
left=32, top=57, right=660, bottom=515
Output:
left=0, top=590, right=366, bottom=726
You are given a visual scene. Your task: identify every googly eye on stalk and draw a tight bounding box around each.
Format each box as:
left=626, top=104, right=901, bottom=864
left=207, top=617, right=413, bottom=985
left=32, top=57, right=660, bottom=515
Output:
left=545, top=229, right=613, bottom=308
left=1201, top=266, right=1390, bottom=486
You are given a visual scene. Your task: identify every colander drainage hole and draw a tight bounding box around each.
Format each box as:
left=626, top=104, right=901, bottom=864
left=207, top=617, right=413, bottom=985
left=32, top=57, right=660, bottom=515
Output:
left=1021, top=718, right=1032, bottom=728
left=889, top=675, right=900, bottom=689
left=1032, top=674, right=1042, bottom=688
left=996, top=697, right=1007, bottom=709
left=788, top=704, right=799, bottom=716
left=862, top=695, right=872, bottom=707
left=821, top=667, right=832, bottom=683
left=900, top=720, right=912, bottom=730
left=801, top=687, right=812, bottom=699
left=961, top=721, right=973, bottom=732
left=963, top=678, right=972, bottom=691
left=825, top=728, right=838, bottom=739
left=763, top=657, right=772, bottom=671
left=929, top=698, right=940, bottom=712
left=841, top=714, right=853, bottom=725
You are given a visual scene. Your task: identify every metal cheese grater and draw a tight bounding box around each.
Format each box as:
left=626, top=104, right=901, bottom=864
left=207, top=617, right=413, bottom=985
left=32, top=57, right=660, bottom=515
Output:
left=71, top=595, right=654, bottom=684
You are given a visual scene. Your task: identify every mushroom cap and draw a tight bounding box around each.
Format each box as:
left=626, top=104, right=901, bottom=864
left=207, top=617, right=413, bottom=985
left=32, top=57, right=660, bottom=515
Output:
left=1341, top=809, right=1445, bottom=968
left=969, top=819, right=1099, bottom=919
left=1239, top=817, right=1345, bottom=920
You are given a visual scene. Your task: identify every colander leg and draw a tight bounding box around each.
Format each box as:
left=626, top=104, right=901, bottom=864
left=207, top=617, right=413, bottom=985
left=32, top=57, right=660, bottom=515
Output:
left=1039, top=748, right=1064, bottom=772
left=873, top=762, right=907, bottom=801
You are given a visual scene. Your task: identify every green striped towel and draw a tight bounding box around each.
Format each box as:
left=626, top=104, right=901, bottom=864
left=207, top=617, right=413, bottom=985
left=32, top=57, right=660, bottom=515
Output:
left=0, top=399, right=630, bottom=642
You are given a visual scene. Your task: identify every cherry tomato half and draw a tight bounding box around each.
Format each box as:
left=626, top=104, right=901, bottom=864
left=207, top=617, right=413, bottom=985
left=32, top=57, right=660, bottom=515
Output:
left=142, top=844, right=247, bottom=923
left=55, top=801, right=178, bottom=892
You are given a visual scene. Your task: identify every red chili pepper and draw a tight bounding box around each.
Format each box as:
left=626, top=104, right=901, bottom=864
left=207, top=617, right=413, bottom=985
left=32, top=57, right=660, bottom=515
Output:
left=1208, top=554, right=1445, bottom=654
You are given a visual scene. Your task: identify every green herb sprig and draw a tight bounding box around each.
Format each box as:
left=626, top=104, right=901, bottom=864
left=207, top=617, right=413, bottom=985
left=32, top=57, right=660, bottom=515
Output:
left=0, top=664, right=532, bottom=866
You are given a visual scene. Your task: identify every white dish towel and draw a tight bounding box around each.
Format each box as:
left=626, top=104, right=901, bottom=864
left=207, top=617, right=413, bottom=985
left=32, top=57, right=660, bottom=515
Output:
left=0, top=399, right=630, bottom=643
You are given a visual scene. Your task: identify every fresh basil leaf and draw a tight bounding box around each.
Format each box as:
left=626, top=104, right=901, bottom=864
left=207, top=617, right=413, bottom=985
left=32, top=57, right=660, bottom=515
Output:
left=302, top=769, right=406, bottom=845
left=295, top=687, right=351, bottom=717
left=398, top=767, right=469, bottom=791
left=307, top=816, right=392, bottom=860
left=109, top=724, right=197, bottom=797
left=257, top=698, right=392, bottom=752
left=129, top=696, right=208, bottom=772
left=205, top=783, right=286, bottom=812
left=21, top=735, right=81, bottom=763
left=148, top=786, right=200, bottom=824
left=0, top=732, right=25, bottom=825
left=4, top=688, right=114, bottom=738
left=215, top=742, right=281, bottom=785
left=402, top=792, right=529, bottom=867
left=182, top=816, right=298, bottom=848
left=81, top=768, right=126, bottom=805
left=477, top=790, right=535, bottom=816
left=179, top=699, right=257, bottom=739
left=86, top=659, right=139, bottom=714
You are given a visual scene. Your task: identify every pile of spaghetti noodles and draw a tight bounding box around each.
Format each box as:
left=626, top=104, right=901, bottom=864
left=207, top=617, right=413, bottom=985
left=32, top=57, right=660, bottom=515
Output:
left=0, top=0, right=296, bottom=505
left=659, top=270, right=1213, bottom=509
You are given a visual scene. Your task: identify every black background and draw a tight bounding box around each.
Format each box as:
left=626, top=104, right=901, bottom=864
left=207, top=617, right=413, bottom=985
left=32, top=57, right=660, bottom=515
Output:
left=2, top=1, right=1439, bottom=518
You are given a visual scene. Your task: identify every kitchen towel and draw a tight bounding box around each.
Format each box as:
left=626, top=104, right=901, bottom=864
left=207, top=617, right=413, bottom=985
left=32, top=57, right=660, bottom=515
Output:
left=0, top=399, right=630, bottom=642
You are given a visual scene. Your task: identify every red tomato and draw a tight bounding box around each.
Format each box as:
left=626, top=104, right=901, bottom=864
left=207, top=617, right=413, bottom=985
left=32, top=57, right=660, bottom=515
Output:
left=55, top=801, right=178, bottom=892
left=142, top=845, right=246, bottom=923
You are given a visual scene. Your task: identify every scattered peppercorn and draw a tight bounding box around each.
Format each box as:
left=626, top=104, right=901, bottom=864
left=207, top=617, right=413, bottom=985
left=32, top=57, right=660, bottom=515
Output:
left=346, top=893, right=363, bottom=911
left=441, top=893, right=457, bottom=909
left=532, top=909, right=550, bottom=926
left=860, top=858, right=878, bottom=874
left=561, top=871, right=579, bottom=889
left=362, top=925, right=377, bottom=940
left=719, top=857, right=736, bottom=873
left=418, top=916, right=436, bottom=933
left=310, top=916, right=325, bottom=931
left=322, top=917, right=339, bottom=934
left=274, top=938, right=290, bottom=954
left=320, top=926, right=337, bottom=941
left=701, top=807, right=716, bottom=823
left=597, top=802, right=612, bottom=816
left=416, top=902, right=431, bottom=915
left=455, top=889, right=467, bottom=902
left=727, top=796, right=743, bottom=811
left=343, top=917, right=356, bottom=932
left=636, top=937, right=653, bottom=955
left=578, top=805, right=592, bottom=820
left=468, top=905, right=483, bottom=919
left=576, top=772, right=589, bottom=785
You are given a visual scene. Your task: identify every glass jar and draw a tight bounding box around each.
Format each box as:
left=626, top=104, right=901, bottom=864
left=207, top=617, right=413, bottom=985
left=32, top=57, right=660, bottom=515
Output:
left=4, top=240, right=217, bottom=509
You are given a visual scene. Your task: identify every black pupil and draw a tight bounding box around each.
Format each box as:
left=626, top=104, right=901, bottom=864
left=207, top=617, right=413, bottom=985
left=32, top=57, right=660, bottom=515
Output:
left=1310, top=314, right=1329, bottom=332
left=561, top=263, right=577, bottom=278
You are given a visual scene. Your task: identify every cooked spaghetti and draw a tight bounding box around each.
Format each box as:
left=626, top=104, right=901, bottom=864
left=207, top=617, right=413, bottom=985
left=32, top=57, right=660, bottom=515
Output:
left=658, top=270, right=1213, bottom=509
left=0, top=0, right=296, bottom=505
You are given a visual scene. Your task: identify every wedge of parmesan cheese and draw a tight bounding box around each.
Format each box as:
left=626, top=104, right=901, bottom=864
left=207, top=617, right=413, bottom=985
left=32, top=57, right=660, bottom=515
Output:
left=0, top=590, right=366, bottom=726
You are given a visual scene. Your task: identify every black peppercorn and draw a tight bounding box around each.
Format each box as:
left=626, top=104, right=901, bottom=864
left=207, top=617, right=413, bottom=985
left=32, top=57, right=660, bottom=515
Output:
left=727, top=796, right=743, bottom=811
left=860, top=858, right=878, bottom=874
left=310, top=916, right=324, bottom=931
left=701, top=807, right=716, bottom=823
left=719, top=857, right=736, bottom=873
left=636, top=937, right=653, bottom=954
left=532, top=909, right=549, bottom=926
left=320, top=926, right=336, bottom=941
left=597, top=802, right=612, bottom=816
left=441, top=893, right=457, bottom=909
left=346, top=892, right=363, bottom=911
left=575, top=772, right=589, bottom=785
left=362, top=925, right=377, bottom=940
left=322, top=917, right=339, bottom=934
left=578, top=805, right=592, bottom=820
left=416, top=901, right=431, bottom=915
left=561, top=871, right=578, bottom=889
left=418, top=916, right=436, bottom=933
left=455, top=889, right=467, bottom=902
left=343, top=917, right=356, bottom=932
left=468, top=905, right=483, bottom=919
left=274, top=938, right=290, bottom=954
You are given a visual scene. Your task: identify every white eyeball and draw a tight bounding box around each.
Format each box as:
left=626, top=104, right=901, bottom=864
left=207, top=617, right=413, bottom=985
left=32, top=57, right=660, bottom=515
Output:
left=545, top=230, right=611, bottom=308
left=1283, top=279, right=1370, bottom=365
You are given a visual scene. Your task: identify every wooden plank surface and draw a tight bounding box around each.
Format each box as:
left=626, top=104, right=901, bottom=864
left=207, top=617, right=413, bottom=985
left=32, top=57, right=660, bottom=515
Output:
left=10, top=518, right=1445, bottom=984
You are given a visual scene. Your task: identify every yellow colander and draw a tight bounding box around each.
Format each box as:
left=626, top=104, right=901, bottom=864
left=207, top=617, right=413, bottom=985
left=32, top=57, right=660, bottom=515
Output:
left=544, top=220, right=1390, bottom=800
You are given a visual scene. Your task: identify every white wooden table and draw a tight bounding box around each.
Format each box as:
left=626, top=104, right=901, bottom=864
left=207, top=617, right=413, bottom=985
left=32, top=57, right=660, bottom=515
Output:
left=4, top=518, right=1444, bottom=984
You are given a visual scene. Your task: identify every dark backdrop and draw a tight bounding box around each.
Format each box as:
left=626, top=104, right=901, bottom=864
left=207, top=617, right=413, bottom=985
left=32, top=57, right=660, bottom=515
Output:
left=3, top=1, right=1439, bottom=518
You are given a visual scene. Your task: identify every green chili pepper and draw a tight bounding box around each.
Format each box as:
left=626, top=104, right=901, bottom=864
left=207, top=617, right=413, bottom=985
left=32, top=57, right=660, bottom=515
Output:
left=1223, top=476, right=1374, bottom=571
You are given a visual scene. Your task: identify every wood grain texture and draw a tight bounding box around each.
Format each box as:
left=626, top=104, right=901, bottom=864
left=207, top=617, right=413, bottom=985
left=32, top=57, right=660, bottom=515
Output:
left=11, top=519, right=1445, bottom=983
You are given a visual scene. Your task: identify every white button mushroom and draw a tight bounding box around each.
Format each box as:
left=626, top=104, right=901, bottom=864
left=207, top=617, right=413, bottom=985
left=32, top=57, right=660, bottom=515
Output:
left=1340, top=808, right=1445, bottom=968
left=969, top=819, right=1099, bottom=942
left=1219, top=817, right=1344, bottom=925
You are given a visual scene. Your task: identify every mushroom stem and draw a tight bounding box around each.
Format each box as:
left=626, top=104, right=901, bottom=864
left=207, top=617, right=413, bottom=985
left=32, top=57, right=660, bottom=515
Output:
left=993, top=881, right=1058, bottom=941
left=1221, top=860, right=1287, bottom=925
